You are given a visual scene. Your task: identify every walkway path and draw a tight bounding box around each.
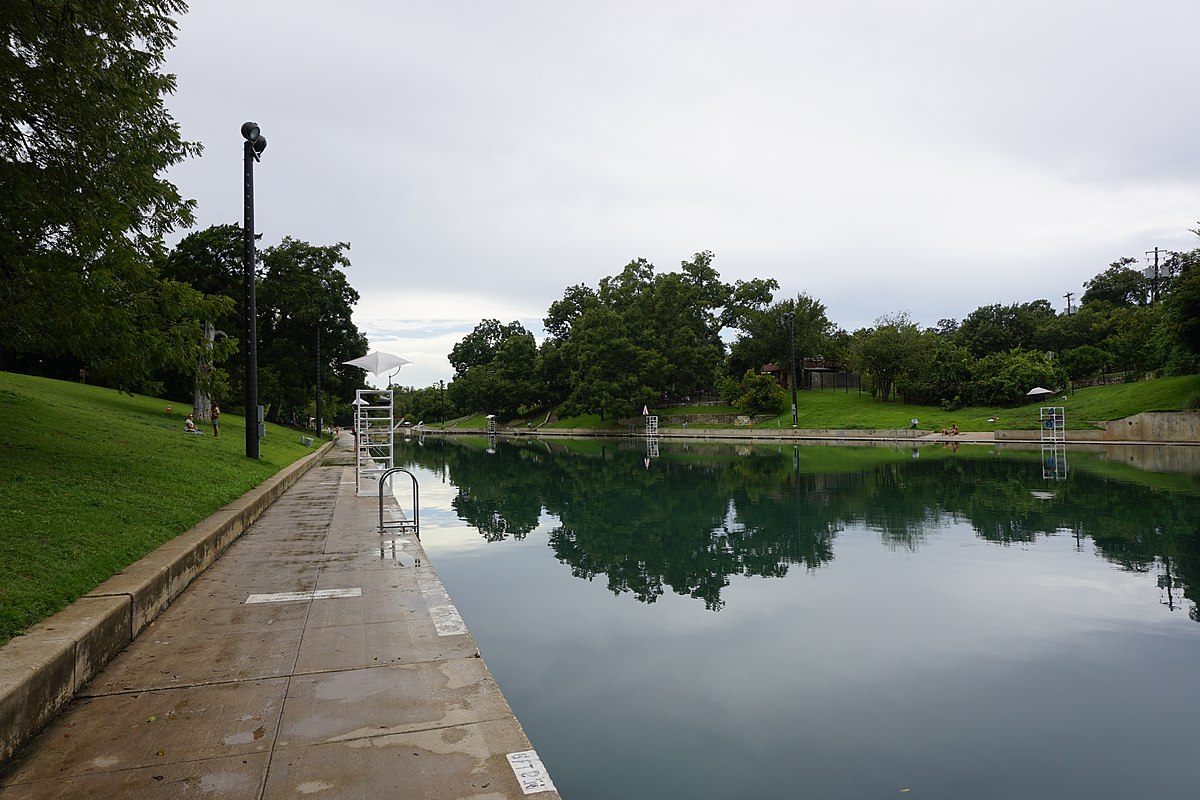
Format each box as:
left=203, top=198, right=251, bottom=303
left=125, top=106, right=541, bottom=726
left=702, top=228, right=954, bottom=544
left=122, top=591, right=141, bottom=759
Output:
left=0, top=435, right=558, bottom=799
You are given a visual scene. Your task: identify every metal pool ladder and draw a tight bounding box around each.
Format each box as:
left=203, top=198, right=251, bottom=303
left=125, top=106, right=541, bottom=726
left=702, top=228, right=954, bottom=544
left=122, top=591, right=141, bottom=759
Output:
left=378, top=467, right=420, bottom=538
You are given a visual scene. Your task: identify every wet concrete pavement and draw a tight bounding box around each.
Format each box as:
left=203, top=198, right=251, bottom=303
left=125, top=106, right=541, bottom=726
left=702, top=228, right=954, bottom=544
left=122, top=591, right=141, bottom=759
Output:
left=0, top=437, right=558, bottom=799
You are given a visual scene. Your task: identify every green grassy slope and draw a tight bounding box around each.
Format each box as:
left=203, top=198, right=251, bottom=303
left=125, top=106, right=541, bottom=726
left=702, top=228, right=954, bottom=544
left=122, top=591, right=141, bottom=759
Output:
left=440, top=376, right=1198, bottom=433
left=0, top=372, right=319, bottom=643
left=651, top=376, right=1199, bottom=432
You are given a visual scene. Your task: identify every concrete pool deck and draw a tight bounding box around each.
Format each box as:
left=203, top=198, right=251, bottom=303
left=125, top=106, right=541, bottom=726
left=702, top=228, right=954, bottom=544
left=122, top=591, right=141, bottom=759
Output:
left=0, top=434, right=558, bottom=799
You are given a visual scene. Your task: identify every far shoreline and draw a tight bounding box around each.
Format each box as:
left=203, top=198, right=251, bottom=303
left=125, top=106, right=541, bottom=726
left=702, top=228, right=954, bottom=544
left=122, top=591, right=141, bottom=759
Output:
left=419, top=410, right=1200, bottom=447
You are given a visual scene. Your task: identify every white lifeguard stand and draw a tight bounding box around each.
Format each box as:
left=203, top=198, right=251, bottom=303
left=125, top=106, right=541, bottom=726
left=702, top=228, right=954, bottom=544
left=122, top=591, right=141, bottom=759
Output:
left=354, top=389, right=394, bottom=496
left=1039, top=406, right=1065, bottom=443
left=1040, top=406, right=1067, bottom=480
left=645, top=415, right=658, bottom=437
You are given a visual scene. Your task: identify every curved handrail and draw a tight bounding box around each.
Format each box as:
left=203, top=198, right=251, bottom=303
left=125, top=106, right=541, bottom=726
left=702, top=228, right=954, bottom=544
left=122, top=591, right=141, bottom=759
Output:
left=378, top=466, right=420, bottom=538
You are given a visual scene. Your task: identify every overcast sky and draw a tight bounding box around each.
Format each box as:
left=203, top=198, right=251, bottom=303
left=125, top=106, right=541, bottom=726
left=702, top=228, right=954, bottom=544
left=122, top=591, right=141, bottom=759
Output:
left=162, top=0, right=1200, bottom=388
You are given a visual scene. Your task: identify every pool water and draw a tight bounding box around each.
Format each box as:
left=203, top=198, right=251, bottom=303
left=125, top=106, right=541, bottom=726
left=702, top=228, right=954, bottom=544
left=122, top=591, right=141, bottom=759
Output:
left=399, top=437, right=1200, bottom=799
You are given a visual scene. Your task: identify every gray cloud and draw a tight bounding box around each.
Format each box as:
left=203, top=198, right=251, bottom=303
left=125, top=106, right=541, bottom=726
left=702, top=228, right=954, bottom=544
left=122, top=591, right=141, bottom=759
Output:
left=164, top=0, right=1200, bottom=387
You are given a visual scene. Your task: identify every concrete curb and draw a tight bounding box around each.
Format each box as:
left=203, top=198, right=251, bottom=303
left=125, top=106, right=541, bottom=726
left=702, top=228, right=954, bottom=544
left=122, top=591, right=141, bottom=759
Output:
left=435, top=424, right=1198, bottom=445
left=0, top=439, right=336, bottom=767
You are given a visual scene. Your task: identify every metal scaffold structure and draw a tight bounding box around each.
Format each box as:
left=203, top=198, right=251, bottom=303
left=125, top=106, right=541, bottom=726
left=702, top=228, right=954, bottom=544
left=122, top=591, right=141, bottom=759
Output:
left=1040, top=406, right=1067, bottom=480
left=645, top=415, right=660, bottom=459
left=354, top=389, right=394, bottom=496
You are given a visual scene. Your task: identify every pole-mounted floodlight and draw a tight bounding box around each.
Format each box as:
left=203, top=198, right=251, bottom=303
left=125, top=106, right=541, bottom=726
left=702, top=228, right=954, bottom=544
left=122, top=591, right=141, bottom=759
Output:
left=242, top=121, right=266, bottom=458
left=241, top=121, right=267, bottom=159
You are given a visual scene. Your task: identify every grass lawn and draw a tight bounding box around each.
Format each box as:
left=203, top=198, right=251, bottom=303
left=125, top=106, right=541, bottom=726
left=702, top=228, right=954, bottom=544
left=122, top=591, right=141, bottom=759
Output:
left=432, top=375, right=1200, bottom=433
left=0, top=372, right=322, bottom=644
left=732, top=375, right=1200, bottom=432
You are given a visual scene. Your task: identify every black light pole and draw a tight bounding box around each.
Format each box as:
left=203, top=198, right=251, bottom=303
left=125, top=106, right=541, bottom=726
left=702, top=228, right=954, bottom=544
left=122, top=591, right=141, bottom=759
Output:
left=241, top=121, right=266, bottom=459
left=315, top=321, right=322, bottom=439
left=784, top=311, right=798, bottom=427
left=314, top=277, right=329, bottom=439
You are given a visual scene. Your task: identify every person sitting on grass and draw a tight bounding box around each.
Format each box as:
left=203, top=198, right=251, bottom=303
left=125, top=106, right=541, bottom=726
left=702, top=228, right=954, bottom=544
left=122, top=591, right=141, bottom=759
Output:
left=184, top=413, right=204, bottom=434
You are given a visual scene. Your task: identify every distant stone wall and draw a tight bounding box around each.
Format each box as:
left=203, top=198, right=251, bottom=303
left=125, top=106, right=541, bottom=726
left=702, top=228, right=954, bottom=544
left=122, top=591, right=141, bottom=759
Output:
left=996, top=411, right=1200, bottom=443
left=1091, top=411, right=1200, bottom=442
left=620, top=413, right=773, bottom=426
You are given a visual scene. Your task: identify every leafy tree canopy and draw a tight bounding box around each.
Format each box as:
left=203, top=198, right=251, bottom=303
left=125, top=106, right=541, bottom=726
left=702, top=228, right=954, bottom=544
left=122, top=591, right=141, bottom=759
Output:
left=850, top=312, right=923, bottom=402
left=1161, top=242, right=1200, bottom=372
left=729, top=293, right=832, bottom=382
left=538, top=251, right=776, bottom=415
left=446, top=319, right=540, bottom=417
left=256, top=237, right=366, bottom=423
left=449, top=319, right=532, bottom=379
left=1082, top=258, right=1147, bottom=308
left=1, top=0, right=200, bottom=369
left=956, top=300, right=1055, bottom=358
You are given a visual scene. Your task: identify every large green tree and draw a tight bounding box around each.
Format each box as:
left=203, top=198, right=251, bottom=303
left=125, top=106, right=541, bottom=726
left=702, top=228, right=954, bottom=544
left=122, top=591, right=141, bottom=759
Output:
left=967, top=349, right=1063, bottom=406
left=447, top=319, right=540, bottom=417
left=559, top=306, right=663, bottom=420
left=850, top=312, right=923, bottom=402
left=1081, top=258, right=1147, bottom=308
left=256, top=237, right=367, bottom=424
left=542, top=252, right=775, bottom=416
left=896, top=335, right=972, bottom=407
left=160, top=223, right=244, bottom=410
left=163, top=223, right=244, bottom=304
left=1160, top=243, right=1200, bottom=374
left=728, top=293, right=832, bottom=386
left=0, top=0, right=201, bottom=380
left=955, top=300, right=1057, bottom=358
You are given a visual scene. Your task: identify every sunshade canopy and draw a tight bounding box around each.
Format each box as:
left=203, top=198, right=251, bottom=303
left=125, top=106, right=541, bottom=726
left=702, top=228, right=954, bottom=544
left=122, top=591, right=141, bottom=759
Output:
left=343, top=351, right=412, bottom=376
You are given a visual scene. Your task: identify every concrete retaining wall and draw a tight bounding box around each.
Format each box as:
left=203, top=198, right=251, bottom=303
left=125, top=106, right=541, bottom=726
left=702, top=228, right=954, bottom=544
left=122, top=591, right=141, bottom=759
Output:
left=0, top=441, right=334, bottom=767
left=459, top=426, right=927, bottom=442
left=1091, top=411, right=1200, bottom=443
left=995, top=411, right=1200, bottom=443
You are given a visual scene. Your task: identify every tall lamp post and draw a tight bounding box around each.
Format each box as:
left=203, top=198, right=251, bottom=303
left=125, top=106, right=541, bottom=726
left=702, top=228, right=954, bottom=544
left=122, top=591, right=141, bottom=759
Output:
left=314, top=278, right=328, bottom=440
left=242, top=121, right=267, bottom=459
left=315, top=320, right=322, bottom=439
left=783, top=311, right=799, bottom=427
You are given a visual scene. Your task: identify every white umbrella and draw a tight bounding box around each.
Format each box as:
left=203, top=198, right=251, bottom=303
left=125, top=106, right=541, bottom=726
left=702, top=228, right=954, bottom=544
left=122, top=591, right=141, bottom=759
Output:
left=343, top=351, right=411, bottom=376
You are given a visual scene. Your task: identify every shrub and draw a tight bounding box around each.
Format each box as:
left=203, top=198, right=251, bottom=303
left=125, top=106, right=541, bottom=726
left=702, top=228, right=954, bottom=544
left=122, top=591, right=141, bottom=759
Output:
left=967, top=349, right=1064, bottom=406
left=731, top=369, right=787, bottom=416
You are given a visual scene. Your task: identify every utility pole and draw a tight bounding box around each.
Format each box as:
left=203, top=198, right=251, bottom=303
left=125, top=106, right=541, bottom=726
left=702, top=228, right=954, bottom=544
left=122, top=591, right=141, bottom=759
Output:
left=1063, top=291, right=1075, bottom=315
left=1145, top=247, right=1162, bottom=304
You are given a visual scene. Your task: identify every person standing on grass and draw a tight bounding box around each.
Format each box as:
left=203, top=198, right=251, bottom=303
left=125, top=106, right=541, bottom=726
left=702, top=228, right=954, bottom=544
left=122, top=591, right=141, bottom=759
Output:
left=211, top=403, right=220, bottom=438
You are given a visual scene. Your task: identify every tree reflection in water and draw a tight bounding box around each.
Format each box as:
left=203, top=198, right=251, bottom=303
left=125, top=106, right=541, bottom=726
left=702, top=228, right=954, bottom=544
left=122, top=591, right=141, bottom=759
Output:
left=400, top=437, right=1200, bottom=619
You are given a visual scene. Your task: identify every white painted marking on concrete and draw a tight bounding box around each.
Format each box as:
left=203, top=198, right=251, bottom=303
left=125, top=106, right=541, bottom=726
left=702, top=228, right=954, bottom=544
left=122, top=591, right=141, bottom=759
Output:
left=507, top=750, right=556, bottom=795
left=417, top=575, right=467, bottom=636
left=245, top=588, right=362, bottom=604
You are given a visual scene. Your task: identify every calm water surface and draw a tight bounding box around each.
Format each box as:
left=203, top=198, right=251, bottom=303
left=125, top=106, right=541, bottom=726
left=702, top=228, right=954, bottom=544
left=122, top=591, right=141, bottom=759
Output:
left=396, top=437, right=1200, bottom=799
